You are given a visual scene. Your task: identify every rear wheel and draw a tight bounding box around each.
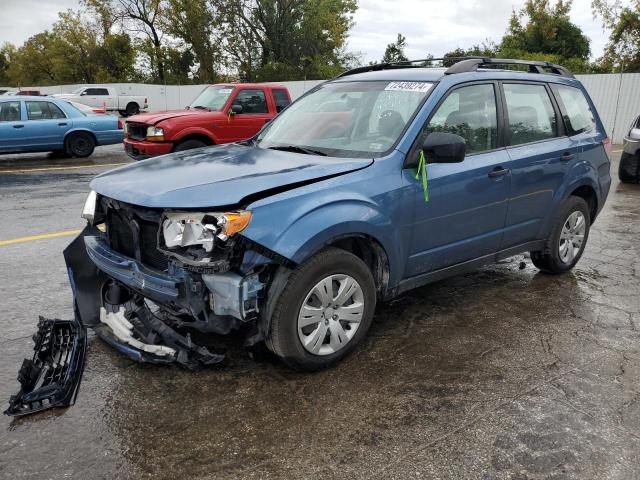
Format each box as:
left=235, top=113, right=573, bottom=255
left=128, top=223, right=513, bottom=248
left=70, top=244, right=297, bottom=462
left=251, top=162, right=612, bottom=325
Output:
left=174, top=139, right=208, bottom=152
left=125, top=102, right=139, bottom=116
left=65, top=132, right=95, bottom=158
left=618, top=154, right=639, bottom=183
left=266, top=248, right=376, bottom=371
left=531, top=196, right=590, bottom=274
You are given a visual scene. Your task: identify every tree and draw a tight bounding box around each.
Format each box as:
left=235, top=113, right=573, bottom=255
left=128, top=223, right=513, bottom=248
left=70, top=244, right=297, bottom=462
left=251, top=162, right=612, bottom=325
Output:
left=0, top=43, right=16, bottom=85
left=162, top=0, right=219, bottom=82
left=500, top=0, right=590, bottom=63
left=220, top=0, right=358, bottom=81
left=592, top=0, right=640, bottom=72
left=381, top=34, right=408, bottom=63
left=115, top=0, right=167, bottom=82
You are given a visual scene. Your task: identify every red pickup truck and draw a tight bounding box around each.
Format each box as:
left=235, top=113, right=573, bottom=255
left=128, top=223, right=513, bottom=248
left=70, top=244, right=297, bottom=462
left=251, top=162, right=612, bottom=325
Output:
left=123, top=83, right=291, bottom=159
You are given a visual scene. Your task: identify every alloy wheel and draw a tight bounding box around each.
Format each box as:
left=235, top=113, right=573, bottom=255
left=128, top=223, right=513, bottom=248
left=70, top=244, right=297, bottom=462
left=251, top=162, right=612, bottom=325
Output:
left=558, top=211, right=586, bottom=264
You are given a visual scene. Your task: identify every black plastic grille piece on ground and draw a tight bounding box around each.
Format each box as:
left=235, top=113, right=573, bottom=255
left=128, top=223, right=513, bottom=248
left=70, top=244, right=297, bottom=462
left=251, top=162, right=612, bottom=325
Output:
left=4, top=316, right=87, bottom=417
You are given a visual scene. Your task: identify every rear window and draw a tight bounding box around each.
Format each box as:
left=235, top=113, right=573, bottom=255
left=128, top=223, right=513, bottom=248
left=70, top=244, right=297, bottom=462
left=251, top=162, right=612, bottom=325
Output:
left=0, top=101, right=21, bottom=121
left=272, top=89, right=290, bottom=112
left=552, top=85, right=596, bottom=136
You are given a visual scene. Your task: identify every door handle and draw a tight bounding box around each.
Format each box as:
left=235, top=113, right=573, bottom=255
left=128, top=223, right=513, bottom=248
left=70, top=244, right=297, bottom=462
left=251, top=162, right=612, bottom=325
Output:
left=488, top=167, right=510, bottom=178
left=561, top=152, right=575, bottom=162
left=13, top=124, right=24, bottom=129
left=58, top=122, right=68, bottom=126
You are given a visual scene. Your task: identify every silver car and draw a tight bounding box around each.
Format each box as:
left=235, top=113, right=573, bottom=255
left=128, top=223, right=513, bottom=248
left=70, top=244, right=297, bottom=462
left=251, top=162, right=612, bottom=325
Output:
left=619, top=114, right=640, bottom=183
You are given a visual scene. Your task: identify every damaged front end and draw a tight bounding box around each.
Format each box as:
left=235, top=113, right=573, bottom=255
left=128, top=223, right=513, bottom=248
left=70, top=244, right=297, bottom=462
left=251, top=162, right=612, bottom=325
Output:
left=7, top=193, right=291, bottom=416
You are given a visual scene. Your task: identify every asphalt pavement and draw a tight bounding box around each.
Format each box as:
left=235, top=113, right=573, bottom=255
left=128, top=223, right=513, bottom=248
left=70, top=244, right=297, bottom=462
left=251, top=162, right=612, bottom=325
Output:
left=1, top=146, right=639, bottom=479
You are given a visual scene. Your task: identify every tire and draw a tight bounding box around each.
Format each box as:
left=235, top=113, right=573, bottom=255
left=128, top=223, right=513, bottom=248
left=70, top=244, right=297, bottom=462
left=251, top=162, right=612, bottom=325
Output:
left=530, top=196, right=590, bottom=274
left=125, top=102, right=139, bottom=116
left=173, top=139, right=208, bottom=152
left=618, top=153, right=639, bottom=183
left=118, top=110, right=127, bottom=117
left=266, top=247, right=376, bottom=371
left=65, top=132, right=95, bottom=158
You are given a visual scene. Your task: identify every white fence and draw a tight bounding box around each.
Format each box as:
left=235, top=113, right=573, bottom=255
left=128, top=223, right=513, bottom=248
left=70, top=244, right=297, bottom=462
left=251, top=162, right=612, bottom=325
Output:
left=3, top=73, right=639, bottom=143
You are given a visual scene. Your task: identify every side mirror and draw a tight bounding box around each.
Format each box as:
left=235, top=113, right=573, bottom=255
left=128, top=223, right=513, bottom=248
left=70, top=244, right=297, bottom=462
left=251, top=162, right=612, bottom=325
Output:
left=80, top=91, right=88, bottom=96
left=229, top=104, right=243, bottom=115
left=422, top=132, right=466, bottom=163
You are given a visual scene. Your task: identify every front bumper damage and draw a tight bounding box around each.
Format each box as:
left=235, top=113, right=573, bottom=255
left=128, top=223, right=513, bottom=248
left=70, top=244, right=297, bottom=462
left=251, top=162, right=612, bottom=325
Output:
left=6, top=223, right=272, bottom=416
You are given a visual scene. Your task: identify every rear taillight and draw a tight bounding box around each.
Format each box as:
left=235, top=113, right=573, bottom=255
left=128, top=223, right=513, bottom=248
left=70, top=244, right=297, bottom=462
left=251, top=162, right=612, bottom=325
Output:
left=117, top=118, right=123, bottom=129
left=603, top=137, right=612, bottom=160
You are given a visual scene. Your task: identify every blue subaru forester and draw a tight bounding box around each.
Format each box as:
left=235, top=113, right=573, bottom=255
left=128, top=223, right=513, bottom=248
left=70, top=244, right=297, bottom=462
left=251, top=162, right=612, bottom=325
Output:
left=42, top=59, right=621, bottom=385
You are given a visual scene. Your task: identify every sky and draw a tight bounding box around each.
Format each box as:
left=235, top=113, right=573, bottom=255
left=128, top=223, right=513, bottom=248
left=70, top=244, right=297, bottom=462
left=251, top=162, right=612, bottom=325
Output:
left=0, top=0, right=610, bottom=63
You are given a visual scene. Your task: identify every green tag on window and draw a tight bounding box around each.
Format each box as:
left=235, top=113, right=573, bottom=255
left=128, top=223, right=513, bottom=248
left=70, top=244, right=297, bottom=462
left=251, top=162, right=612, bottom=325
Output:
left=414, top=151, right=429, bottom=202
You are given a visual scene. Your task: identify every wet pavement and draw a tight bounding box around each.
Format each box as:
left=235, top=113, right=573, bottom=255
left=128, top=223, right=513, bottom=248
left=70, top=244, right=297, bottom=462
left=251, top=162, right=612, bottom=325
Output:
left=1, top=147, right=639, bottom=479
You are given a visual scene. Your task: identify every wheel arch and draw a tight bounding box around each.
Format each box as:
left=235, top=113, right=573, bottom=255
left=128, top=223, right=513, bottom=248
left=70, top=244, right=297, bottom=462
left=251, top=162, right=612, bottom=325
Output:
left=569, top=184, right=598, bottom=222
left=64, top=128, right=97, bottom=146
left=171, top=128, right=217, bottom=148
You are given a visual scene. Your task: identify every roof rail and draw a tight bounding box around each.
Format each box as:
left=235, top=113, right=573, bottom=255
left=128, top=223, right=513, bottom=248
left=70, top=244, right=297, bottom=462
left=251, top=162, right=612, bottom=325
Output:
left=337, top=57, right=482, bottom=78
left=338, top=56, right=573, bottom=78
left=444, top=58, right=574, bottom=77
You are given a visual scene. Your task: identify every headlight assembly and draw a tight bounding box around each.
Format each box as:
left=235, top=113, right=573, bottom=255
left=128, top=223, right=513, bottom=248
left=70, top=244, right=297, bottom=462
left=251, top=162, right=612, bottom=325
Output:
left=81, top=190, right=97, bottom=224
left=162, top=211, right=252, bottom=253
left=145, top=126, right=164, bottom=141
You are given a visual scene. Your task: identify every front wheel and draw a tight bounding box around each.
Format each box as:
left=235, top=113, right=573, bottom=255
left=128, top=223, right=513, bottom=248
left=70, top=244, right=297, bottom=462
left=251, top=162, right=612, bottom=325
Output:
left=173, top=139, right=207, bottom=152
left=65, top=132, right=95, bottom=158
left=266, top=248, right=376, bottom=371
left=531, top=196, right=590, bottom=274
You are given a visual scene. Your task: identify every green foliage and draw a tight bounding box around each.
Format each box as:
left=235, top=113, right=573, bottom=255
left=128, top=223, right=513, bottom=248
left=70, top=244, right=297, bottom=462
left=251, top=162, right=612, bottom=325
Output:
left=593, top=0, right=640, bottom=72
left=382, top=34, right=409, bottom=63
left=501, top=0, right=590, bottom=61
left=218, top=0, right=358, bottom=81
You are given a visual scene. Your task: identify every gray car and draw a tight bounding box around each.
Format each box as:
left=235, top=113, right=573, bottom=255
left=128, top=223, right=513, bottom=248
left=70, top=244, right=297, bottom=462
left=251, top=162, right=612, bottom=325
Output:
left=619, top=114, right=640, bottom=183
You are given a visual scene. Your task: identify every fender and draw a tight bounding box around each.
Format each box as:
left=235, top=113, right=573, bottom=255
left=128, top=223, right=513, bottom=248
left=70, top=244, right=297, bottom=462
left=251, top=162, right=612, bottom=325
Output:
left=63, top=128, right=97, bottom=144
left=172, top=126, right=219, bottom=144
left=243, top=193, right=407, bottom=290
left=538, top=159, right=600, bottom=238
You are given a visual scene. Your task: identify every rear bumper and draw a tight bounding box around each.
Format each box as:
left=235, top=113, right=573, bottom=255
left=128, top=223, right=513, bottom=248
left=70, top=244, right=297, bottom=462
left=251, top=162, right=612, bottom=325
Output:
left=124, top=138, right=172, bottom=160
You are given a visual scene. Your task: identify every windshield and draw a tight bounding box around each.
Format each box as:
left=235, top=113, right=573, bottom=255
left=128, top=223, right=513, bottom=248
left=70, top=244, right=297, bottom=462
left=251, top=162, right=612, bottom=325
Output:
left=190, top=85, right=235, bottom=111
left=257, top=80, right=434, bottom=158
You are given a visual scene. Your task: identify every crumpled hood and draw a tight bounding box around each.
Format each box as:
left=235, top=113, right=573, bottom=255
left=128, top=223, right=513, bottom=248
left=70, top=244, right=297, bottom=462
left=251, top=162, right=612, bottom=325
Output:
left=125, top=109, right=209, bottom=125
left=90, top=144, right=373, bottom=209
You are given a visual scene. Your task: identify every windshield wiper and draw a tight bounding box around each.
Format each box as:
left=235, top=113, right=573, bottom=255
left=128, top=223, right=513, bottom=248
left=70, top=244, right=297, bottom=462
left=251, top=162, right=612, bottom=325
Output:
left=267, top=145, right=327, bottom=156
left=192, top=105, right=210, bottom=110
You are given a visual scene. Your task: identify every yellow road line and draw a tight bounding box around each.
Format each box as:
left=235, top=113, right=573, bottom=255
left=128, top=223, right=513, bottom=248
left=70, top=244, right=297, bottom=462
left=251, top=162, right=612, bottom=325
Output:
left=0, top=229, right=82, bottom=246
left=0, top=162, right=128, bottom=174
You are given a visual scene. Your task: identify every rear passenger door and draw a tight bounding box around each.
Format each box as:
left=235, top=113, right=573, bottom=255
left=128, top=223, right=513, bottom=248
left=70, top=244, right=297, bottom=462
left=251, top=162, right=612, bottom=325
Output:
left=227, top=88, right=272, bottom=141
left=405, top=82, right=511, bottom=276
left=498, top=82, right=578, bottom=250
left=24, top=101, right=71, bottom=150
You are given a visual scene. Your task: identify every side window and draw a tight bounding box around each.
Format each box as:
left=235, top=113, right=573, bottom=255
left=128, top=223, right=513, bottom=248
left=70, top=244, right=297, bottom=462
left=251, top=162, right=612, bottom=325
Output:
left=232, top=89, right=268, bottom=114
left=0, top=102, right=21, bottom=122
left=551, top=84, right=596, bottom=136
left=86, top=88, right=109, bottom=96
left=26, top=101, right=66, bottom=120
left=47, top=102, right=66, bottom=119
left=26, top=101, right=46, bottom=120
left=272, top=89, right=290, bottom=112
left=424, top=84, right=498, bottom=154
left=503, top=83, right=557, bottom=146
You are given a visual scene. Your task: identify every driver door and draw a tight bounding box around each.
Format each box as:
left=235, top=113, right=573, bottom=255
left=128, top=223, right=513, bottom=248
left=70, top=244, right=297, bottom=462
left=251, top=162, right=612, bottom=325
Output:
left=226, top=88, right=272, bottom=142
left=404, top=82, right=511, bottom=277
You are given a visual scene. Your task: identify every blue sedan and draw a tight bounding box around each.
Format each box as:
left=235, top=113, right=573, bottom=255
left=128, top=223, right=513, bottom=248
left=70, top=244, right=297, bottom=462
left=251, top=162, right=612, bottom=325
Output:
left=0, top=96, right=123, bottom=158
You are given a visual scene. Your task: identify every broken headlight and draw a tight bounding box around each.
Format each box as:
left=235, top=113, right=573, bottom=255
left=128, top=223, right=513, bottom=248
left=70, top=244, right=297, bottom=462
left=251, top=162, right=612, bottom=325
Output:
left=162, top=211, right=252, bottom=253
